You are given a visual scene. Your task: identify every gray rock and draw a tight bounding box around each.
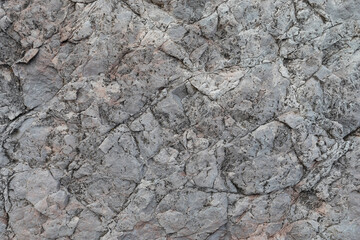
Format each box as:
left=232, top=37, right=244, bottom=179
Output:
left=0, top=32, right=22, bottom=64
left=72, top=210, right=105, bottom=240
left=225, top=121, right=303, bottom=194
left=156, top=190, right=228, bottom=238
left=12, top=49, right=63, bottom=109
left=1, top=0, right=359, bottom=239
left=0, top=66, right=25, bottom=123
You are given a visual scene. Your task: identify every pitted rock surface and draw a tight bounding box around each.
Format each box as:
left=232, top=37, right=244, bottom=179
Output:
left=0, top=0, right=359, bottom=239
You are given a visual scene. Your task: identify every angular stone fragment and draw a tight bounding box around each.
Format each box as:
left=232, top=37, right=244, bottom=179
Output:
left=0, top=66, right=25, bottom=123
left=0, top=32, right=22, bottom=64
left=197, top=12, right=218, bottom=37
left=157, top=210, right=186, bottom=234
left=16, top=48, right=39, bottom=64
left=186, top=141, right=226, bottom=189
left=190, top=68, right=244, bottom=100
left=0, top=147, right=9, bottom=167
left=156, top=190, right=228, bottom=238
left=152, top=89, right=189, bottom=131
left=12, top=49, right=63, bottom=108
left=25, top=169, right=60, bottom=206
left=161, top=39, right=188, bottom=61
left=224, top=121, right=303, bottom=194
left=72, top=210, right=105, bottom=239
left=42, top=215, right=79, bottom=239
left=8, top=205, right=47, bottom=239
left=131, top=110, right=163, bottom=159
left=6, top=124, right=52, bottom=167
left=71, top=20, right=93, bottom=41
left=218, top=62, right=289, bottom=131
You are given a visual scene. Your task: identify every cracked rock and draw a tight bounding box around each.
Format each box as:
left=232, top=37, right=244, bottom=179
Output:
left=0, top=0, right=359, bottom=239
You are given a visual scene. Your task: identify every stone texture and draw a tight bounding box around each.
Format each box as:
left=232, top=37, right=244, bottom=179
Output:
left=0, top=0, right=359, bottom=239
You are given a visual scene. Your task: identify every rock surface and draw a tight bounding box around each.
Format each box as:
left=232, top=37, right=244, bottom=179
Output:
left=0, top=0, right=359, bottom=239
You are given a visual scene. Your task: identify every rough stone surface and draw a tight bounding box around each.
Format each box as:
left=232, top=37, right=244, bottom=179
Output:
left=0, top=0, right=359, bottom=239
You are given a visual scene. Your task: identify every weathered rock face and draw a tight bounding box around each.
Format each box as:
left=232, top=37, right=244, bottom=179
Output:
left=0, top=0, right=359, bottom=239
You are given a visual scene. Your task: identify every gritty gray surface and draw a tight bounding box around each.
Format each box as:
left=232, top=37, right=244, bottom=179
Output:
left=0, top=0, right=359, bottom=239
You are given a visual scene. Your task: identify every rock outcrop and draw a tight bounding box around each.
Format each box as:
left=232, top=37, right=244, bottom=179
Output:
left=0, top=0, right=359, bottom=239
